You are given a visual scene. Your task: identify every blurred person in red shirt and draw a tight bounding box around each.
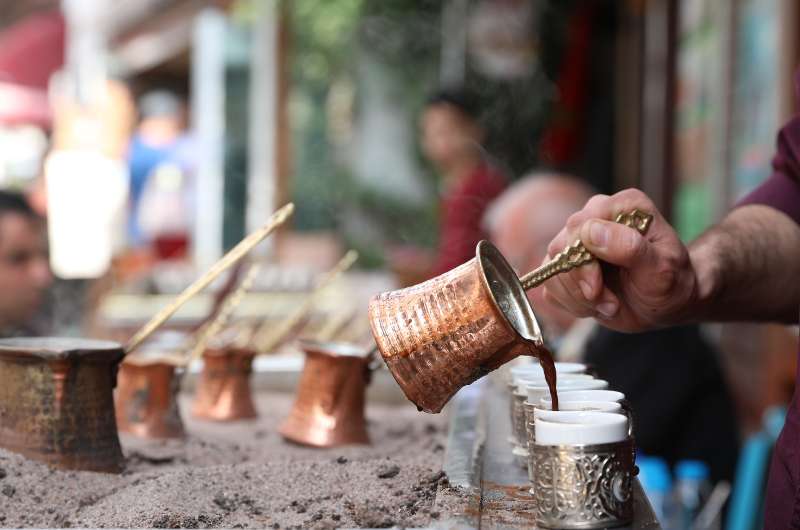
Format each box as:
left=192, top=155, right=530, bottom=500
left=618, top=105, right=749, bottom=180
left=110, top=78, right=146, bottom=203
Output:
left=0, top=190, right=52, bottom=336
left=421, top=90, right=507, bottom=276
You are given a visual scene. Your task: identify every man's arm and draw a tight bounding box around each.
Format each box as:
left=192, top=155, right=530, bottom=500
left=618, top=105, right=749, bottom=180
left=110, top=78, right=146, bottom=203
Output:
left=541, top=189, right=800, bottom=332
left=544, top=114, right=800, bottom=330
left=690, top=204, right=800, bottom=324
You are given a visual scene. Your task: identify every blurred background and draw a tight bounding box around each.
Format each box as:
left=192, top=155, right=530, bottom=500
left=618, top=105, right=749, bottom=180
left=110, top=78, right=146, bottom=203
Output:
left=0, top=0, right=797, bottom=522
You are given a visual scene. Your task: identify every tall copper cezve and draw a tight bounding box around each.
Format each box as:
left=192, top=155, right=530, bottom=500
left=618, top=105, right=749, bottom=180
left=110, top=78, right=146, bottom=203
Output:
left=192, top=346, right=257, bottom=421
left=369, top=241, right=544, bottom=413
left=0, top=337, right=125, bottom=472
left=115, top=354, right=185, bottom=439
left=279, top=339, right=372, bottom=447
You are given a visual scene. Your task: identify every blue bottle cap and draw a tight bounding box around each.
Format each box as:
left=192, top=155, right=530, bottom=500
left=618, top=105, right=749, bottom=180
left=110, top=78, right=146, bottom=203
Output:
left=675, top=459, right=710, bottom=481
left=638, top=456, right=672, bottom=492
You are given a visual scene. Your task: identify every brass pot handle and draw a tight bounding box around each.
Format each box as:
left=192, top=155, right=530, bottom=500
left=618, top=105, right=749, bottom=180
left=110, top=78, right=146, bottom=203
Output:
left=519, top=209, right=654, bottom=291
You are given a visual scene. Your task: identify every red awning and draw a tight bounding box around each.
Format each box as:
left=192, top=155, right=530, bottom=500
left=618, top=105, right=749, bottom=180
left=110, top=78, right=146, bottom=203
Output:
left=0, top=10, right=64, bottom=88
left=0, top=10, right=64, bottom=127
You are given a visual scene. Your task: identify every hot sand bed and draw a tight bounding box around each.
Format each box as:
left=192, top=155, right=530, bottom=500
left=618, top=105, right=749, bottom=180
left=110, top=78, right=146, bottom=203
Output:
left=0, top=392, right=463, bottom=529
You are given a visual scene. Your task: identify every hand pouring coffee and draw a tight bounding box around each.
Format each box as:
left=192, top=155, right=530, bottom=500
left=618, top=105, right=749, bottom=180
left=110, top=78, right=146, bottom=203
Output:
left=368, top=209, right=652, bottom=414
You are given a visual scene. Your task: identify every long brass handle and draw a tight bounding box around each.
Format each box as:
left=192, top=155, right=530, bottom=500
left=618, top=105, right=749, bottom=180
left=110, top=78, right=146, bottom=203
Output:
left=125, top=203, right=295, bottom=354
left=519, top=209, right=654, bottom=291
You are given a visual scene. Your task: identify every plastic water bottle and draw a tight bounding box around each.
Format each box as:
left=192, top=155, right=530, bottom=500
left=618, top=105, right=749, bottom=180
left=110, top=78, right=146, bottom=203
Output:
left=672, top=460, right=711, bottom=529
left=637, top=455, right=673, bottom=523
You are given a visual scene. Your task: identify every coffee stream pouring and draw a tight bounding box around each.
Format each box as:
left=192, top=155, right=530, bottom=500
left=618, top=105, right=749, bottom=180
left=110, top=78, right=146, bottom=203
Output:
left=368, top=209, right=653, bottom=413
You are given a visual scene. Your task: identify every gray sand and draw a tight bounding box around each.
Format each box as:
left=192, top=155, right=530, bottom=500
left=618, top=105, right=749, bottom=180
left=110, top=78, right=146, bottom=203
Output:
left=0, top=392, right=461, bottom=529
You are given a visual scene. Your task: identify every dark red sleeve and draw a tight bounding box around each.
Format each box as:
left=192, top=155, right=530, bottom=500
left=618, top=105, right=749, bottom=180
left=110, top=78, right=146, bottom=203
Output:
left=432, top=167, right=507, bottom=275
left=737, top=116, right=800, bottom=226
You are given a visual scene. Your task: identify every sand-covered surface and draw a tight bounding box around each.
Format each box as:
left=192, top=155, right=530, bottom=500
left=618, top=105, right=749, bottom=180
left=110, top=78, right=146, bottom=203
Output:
left=0, top=392, right=463, bottom=529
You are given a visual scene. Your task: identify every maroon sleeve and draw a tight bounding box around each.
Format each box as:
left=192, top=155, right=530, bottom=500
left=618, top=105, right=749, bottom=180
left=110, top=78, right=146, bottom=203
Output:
left=432, top=166, right=507, bottom=276
left=737, top=116, right=800, bottom=226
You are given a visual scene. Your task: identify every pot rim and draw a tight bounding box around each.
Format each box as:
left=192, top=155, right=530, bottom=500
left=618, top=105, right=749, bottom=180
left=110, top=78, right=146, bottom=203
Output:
left=122, top=351, right=185, bottom=367
left=298, top=338, right=372, bottom=360
left=202, top=346, right=256, bottom=358
left=0, top=336, right=124, bottom=362
left=476, top=240, right=543, bottom=346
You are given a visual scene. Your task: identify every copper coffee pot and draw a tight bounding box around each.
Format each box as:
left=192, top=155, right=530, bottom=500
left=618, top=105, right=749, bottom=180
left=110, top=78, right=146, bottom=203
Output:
left=279, top=339, right=375, bottom=447
left=368, top=210, right=653, bottom=413
left=0, top=205, right=294, bottom=472
left=0, top=338, right=126, bottom=472
left=191, top=345, right=258, bottom=421
left=115, top=351, right=185, bottom=439
left=188, top=250, right=360, bottom=421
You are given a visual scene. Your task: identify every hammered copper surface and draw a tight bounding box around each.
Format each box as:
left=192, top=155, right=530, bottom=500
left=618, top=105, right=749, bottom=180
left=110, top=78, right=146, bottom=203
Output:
left=191, top=347, right=257, bottom=421
left=368, top=241, right=543, bottom=413
left=279, top=340, right=370, bottom=447
left=115, top=360, right=185, bottom=439
left=0, top=337, right=125, bottom=473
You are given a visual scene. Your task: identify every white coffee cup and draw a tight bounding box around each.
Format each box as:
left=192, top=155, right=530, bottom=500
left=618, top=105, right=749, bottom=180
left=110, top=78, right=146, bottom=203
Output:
left=534, top=400, right=621, bottom=414
left=535, top=411, right=628, bottom=445
left=525, top=379, right=609, bottom=405
left=513, top=373, right=594, bottom=394
left=539, top=389, right=625, bottom=409
left=509, top=362, right=587, bottom=379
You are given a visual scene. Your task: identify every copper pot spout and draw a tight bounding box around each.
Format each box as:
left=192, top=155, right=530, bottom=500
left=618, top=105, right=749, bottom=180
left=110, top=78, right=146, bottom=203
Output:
left=115, top=353, right=185, bottom=439
left=0, top=337, right=125, bottom=473
left=279, top=339, right=371, bottom=447
left=191, top=346, right=257, bottom=421
left=368, top=241, right=544, bottom=413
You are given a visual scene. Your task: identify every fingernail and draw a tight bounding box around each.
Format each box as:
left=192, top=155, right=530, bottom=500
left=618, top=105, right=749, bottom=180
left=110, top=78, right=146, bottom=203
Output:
left=579, top=280, right=593, bottom=299
left=596, top=302, right=618, bottom=318
left=589, top=222, right=608, bottom=248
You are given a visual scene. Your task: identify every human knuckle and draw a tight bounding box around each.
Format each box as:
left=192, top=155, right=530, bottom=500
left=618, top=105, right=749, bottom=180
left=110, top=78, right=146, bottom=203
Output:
left=584, top=194, right=610, bottom=210
left=617, top=188, right=654, bottom=209
left=616, top=188, right=643, bottom=200
left=565, top=213, right=584, bottom=231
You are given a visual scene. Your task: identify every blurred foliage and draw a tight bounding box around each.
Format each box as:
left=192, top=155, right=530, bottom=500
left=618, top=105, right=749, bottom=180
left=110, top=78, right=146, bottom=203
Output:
left=287, top=0, right=362, bottom=233
left=287, top=0, right=441, bottom=262
left=290, top=0, right=365, bottom=88
left=358, top=0, right=442, bottom=68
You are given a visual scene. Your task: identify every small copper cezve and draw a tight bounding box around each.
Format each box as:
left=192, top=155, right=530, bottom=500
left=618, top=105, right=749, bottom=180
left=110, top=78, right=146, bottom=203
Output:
left=0, top=337, right=126, bottom=473
left=279, top=339, right=372, bottom=447
left=368, top=241, right=544, bottom=413
left=191, top=346, right=257, bottom=421
left=115, top=351, right=185, bottom=439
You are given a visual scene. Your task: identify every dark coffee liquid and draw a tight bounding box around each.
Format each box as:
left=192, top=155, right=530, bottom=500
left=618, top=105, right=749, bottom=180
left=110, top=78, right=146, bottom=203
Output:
left=522, top=339, right=558, bottom=411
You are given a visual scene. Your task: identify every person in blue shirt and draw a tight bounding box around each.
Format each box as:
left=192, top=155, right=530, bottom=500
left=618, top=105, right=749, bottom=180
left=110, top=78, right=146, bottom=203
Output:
left=127, top=90, right=187, bottom=247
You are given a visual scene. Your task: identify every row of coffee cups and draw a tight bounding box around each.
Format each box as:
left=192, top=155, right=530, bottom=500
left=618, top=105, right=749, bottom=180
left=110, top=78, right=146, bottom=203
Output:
left=508, top=362, right=632, bottom=452
left=507, top=361, right=635, bottom=528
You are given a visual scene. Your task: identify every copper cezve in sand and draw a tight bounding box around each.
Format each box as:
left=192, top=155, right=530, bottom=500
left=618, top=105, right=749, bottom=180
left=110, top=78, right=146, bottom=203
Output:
left=191, top=346, right=257, bottom=421
left=0, top=337, right=125, bottom=472
left=279, top=339, right=372, bottom=447
left=369, top=240, right=545, bottom=413
left=115, top=351, right=185, bottom=439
